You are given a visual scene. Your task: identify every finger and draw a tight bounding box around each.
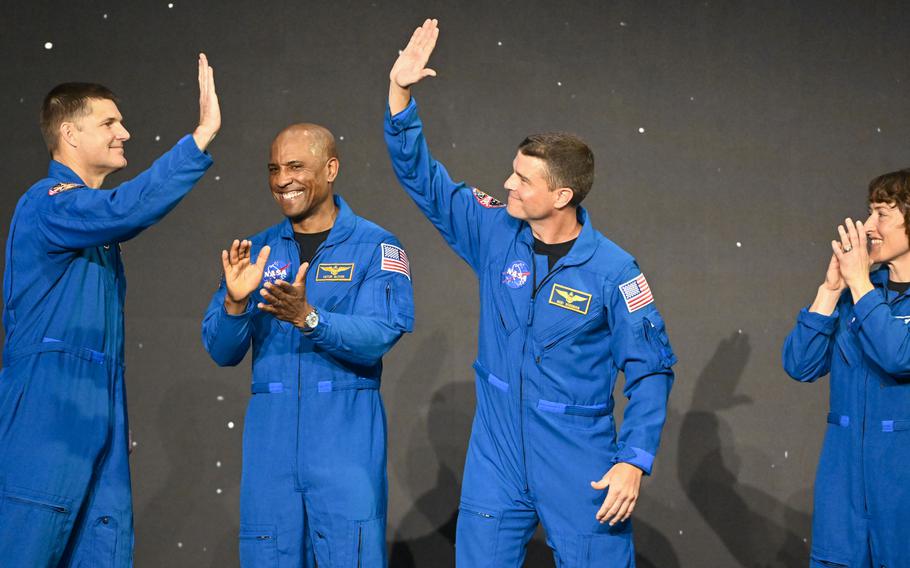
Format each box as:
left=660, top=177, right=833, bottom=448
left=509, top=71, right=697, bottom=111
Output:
left=831, top=240, right=844, bottom=260
left=257, top=302, right=278, bottom=314
left=597, top=489, right=619, bottom=521
left=609, top=499, right=633, bottom=526
left=259, top=287, right=280, bottom=305
left=845, top=217, right=859, bottom=248
left=856, top=219, right=867, bottom=251
left=295, top=262, right=309, bottom=285
left=620, top=501, right=636, bottom=523
left=254, top=245, right=271, bottom=269
left=837, top=225, right=851, bottom=251
left=238, top=240, right=251, bottom=262
left=229, top=239, right=241, bottom=265
left=269, top=280, right=296, bottom=300
left=603, top=494, right=626, bottom=523
left=221, top=249, right=231, bottom=274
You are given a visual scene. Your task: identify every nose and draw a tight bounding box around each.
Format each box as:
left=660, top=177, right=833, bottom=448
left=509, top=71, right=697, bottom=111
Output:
left=116, top=123, right=130, bottom=142
left=275, top=169, right=293, bottom=188
left=504, top=174, right=518, bottom=192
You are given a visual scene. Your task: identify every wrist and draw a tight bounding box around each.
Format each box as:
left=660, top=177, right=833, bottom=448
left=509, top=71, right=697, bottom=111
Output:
left=224, top=295, right=248, bottom=315
left=849, top=279, right=875, bottom=304
left=192, top=127, right=217, bottom=151
left=810, top=285, right=841, bottom=316
left=388, top=83, right=411, bottom=115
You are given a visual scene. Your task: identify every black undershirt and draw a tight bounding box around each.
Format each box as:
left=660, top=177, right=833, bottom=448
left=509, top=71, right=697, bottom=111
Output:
left=888, top=280, right=910, bottom=294
left=294, top=230, right=331, bottom=265
left=533, top=237, right=577, bottom=272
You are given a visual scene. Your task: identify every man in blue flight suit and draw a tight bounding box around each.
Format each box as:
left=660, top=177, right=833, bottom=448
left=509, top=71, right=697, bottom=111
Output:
left=384, top=20, right=676, bottom=567
left=202, top=122, right=414, bottom=567
left=783, top=170, right=910, bottom=568
left=0, top=55, right=220, bottom=567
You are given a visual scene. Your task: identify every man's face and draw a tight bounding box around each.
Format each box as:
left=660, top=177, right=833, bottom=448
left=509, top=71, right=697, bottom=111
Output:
left=268, top=132, right=336, bottom=220
left=503, top=151, right=557, bottom=221
left=70, top=98, right=130, bottom=172
left=865, top=201, right=910, bottom=265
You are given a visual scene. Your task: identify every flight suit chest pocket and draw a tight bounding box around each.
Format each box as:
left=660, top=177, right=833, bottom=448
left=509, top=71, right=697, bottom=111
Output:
left=487, top=261, right=523, bottom=335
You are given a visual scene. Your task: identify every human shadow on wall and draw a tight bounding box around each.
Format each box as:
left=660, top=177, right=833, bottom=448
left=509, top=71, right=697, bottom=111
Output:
left=678, top=331, right=811, bottom=567
left=389, top=378, right=553, bottom=567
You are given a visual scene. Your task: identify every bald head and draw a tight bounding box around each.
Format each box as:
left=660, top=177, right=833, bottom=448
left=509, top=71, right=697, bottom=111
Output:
left=272, top=123, right=337, bottom=163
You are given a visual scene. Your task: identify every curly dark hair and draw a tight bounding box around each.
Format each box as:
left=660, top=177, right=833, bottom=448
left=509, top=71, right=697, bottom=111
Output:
left=868, top=168, right=910, bottom=240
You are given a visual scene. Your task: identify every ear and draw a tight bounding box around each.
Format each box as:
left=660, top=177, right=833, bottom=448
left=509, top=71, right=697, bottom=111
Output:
left=325, top=157, right=340, bottom=183
left=59, top=122, right=78, bottom=148
left=553, top=186, right=575, bottom=210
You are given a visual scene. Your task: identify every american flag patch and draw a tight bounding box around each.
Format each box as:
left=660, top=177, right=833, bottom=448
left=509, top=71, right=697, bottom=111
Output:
left=380, top=243, right=410, bottom=280
left=619, top=273, right=654, bottom=313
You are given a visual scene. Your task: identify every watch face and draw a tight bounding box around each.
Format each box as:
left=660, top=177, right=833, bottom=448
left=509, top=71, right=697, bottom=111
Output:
left=306, top=310, right=319, bottom=328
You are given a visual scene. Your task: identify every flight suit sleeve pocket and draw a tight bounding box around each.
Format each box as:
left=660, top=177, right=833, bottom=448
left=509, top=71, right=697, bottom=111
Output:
left=641, top=314, right=676, bottom=368
left=239, top=524, right=278, bottom=566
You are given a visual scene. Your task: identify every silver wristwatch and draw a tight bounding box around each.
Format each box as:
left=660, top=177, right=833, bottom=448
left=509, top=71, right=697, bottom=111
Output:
left=304, top=308, right=320, bottom=330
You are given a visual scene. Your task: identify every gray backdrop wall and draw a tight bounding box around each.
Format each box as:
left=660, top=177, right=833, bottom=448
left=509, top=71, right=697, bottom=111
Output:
left=2, top=1, right=909, bottom=566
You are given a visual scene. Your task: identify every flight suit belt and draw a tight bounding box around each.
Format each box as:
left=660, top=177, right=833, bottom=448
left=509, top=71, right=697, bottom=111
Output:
left=472, top=360, right=610, bottom=416
left=827, top=412, right=910, bottom=432
left=251, top=378, right=379, bottom=394
left=4, top=337, right=117, bottom=368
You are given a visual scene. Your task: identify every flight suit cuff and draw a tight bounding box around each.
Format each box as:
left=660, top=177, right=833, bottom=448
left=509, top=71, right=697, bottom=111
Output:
left=797, top=307, right=839, bottom=335
left=303, top=306, right=330, bottom=340
left=176, top=134, right=215, bottom=166
left=385, top=98, right=419, bottom=134
left=220, top=299, right=254, bottom=320
left=851, top=288, right=887, bottom=330
left=612, top=445, right=655, bottom=475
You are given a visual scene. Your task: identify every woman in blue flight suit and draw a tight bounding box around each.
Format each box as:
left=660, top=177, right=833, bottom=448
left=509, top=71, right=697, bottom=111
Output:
left=783, top=169, right=910, bottom=568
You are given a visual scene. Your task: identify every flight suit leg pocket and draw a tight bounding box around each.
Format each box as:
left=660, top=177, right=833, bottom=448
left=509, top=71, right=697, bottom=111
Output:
left=0, top=487, right=72, bottom=563
left=90, top=514, right=119, bottom=566
left=456, top=501, right=501, bottom=566
left=350, top=516, right=385, bottom=567
left=239, top=524, right=278, bottom=567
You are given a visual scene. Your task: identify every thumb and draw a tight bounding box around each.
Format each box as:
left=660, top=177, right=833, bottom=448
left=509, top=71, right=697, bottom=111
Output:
left=422, top=68, right=438, bottom=78
left=221, top=250, right=231, bottom=274
left=591, top=475, right=610, bottom=490
left=255, top=245, right=271, bottom=269
left=295, top=262, right=309, bottom=285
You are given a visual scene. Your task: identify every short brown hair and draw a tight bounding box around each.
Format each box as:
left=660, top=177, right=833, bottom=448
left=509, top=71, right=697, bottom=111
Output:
left=518, top=133, right=594, bottom=207
left=40, top=83, right=118, bottom=155
left=868, top=169, right=910, bottom=240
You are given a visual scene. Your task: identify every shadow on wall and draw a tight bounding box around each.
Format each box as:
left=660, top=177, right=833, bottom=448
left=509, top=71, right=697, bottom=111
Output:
left=387, top=336, right=678, bottom=567
left=678, top=331, right=812, bottom=567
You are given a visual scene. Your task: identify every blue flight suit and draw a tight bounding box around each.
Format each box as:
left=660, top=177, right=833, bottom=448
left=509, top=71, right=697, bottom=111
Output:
left=0, top=135, right=212, bottom=567
left=783, top=266, right=910, bottom=568
left=201, top=194, right=414, bottom=567
left=384, top=99, right=676, bottom=567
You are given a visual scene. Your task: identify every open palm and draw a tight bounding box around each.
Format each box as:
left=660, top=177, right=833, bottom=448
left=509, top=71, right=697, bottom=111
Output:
left=222, top=240, right=271, bottom=303
left=390, top=18, right=439, bottom=89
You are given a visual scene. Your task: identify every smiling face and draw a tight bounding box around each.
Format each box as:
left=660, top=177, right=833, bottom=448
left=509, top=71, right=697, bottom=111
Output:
left=865, top=201, right=910, bottom=266
left=69, top=98, right=130, bottom=173
left=267, top=127, right=338, bottom=222
left=503, top=151, right=571, bottom=221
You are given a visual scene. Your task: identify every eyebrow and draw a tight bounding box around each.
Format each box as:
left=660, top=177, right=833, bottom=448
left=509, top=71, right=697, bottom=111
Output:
left=514, top=169, right=531, bottom=183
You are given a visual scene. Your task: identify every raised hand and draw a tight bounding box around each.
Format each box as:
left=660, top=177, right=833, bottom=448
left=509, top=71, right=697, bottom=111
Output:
left=822, top=253, right=846, bottom=293
left=832, top=217, right=875, bottom=303
left=192, top=53, right=221, bottom=151
left=258, top=262, right=314, bottom=329
left=389, top=18, right=439, bottom=114
left=222, top=240, right=270, bottom=313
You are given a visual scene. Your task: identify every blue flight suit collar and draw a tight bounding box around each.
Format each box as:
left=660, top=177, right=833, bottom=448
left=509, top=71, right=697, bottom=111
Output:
left=870, top=263, right=910, bottom=303
left=277, top=193, right=358, bottom=248
left=47, top=160, right=88, bottom=187
left=517, top=206, right=599, bottom=268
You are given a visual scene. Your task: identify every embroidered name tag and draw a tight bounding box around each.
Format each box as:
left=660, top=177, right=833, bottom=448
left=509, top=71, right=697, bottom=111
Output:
left=316, top=263, right=355, bottom=282
left=548, top=283, right=592, bottom=315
